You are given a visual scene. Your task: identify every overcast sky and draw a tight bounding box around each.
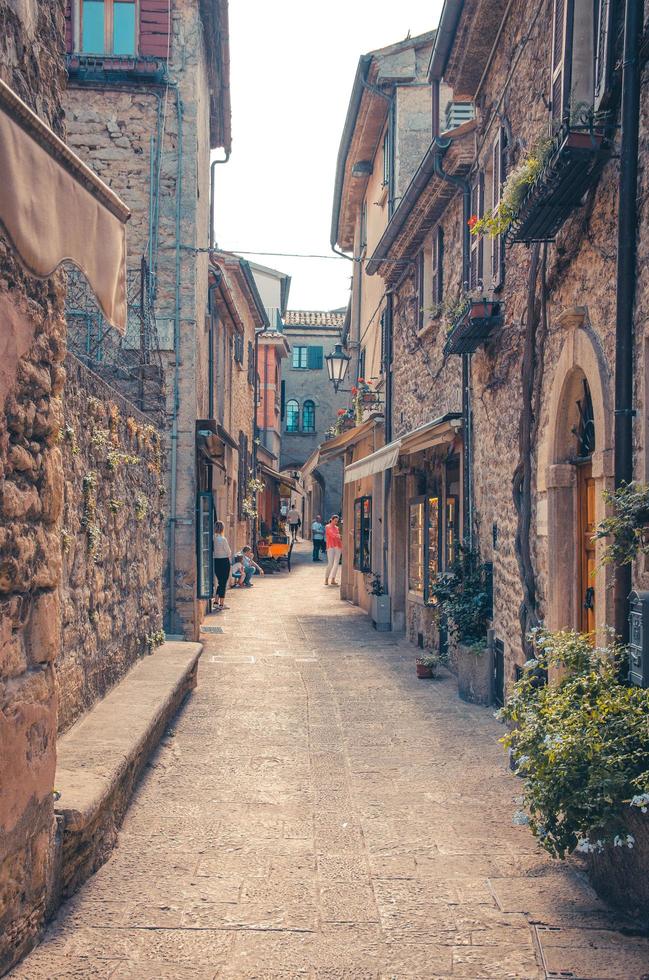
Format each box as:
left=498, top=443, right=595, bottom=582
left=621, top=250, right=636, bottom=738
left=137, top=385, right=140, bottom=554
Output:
left=213, top=1, right=444, bottom=312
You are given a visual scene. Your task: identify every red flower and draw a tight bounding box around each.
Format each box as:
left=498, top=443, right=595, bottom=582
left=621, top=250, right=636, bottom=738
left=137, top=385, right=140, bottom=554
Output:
left=337, top=409, right=346, bottom=416
left=467, top=215, right=478, bottom=230
left=351, top=386, right=358, bottom=396
left=357, top=377, right=365, bottom=384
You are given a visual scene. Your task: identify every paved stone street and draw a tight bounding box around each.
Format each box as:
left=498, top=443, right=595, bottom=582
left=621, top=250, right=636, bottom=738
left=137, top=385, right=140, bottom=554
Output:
left=12, top=546, right=649, bottom=979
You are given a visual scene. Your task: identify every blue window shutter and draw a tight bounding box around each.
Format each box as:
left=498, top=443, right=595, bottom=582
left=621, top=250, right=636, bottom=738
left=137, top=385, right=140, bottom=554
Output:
left=308, top=346, right=323, bottom=370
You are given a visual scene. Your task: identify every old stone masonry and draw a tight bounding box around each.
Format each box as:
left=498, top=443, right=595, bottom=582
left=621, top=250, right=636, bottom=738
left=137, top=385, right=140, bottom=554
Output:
left=10, top=546, right=649, bottom=979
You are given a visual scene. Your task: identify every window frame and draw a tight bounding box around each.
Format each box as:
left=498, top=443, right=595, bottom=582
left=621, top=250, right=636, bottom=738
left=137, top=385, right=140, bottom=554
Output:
left=491, top=130, right=506, bottom=290
left=353, top=495, right=372, bottom=572
left=302, top=399, right=316, bottom=433
left=431, top=226, right=444, bottom=309
left=292, top=346, right=308, bottom=370
left=285, top=399, right=299, bottom=433
left=469, top=174, right=484, bottom=291
left=408, top=494, right=443, bottom=603
left=78, top=0, right=138, bottom=56
left=196, top=490, right=214, bottom=599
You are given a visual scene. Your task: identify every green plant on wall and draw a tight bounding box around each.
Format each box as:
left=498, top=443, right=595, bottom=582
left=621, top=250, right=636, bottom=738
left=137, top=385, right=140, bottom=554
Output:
left=81, top=471, right=100, bottom=557
left=501, top=628, right=649, bottom=858
left=134, top=494, right=148, bottom=521
left=428, top=546, right=491, bottom=648
left=469, top=137, right=553, bottom=238
left=594, top=482, right=649, bottom=566
left=145, top=629, right=165, bottom=652
left=63, top=423, right=79, bottom=456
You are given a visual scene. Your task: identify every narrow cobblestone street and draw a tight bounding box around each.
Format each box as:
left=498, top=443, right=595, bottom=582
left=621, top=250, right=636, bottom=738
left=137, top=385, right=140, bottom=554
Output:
left=13, top=546, right=649, bottom=979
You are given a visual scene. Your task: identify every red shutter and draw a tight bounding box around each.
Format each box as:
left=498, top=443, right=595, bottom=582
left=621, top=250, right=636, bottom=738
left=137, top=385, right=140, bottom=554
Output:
left=140, top=0, right=171, bottom=58
left=65, top=0, right=74, bottom=53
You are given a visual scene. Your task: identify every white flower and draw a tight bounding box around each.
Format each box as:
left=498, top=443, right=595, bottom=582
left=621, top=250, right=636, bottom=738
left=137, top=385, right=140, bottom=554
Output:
left=576, top=837, right=595, bottom=853
left=512, top=810, right=530, bottom=826
left=612, top=834, right=634, bottom=848
left=523, top=659, right=539, bottom=669
left=630, top=793, right=649, bottom=813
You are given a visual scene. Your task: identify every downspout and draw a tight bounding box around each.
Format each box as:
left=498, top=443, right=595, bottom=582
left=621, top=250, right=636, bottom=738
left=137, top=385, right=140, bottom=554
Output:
left=614, top=0, right=643, bottom=643
left=210, top=151, right=230, bottom=249
left=167, top=85, right=183, bottom=636
left=432, top=145, right=473, bottom=547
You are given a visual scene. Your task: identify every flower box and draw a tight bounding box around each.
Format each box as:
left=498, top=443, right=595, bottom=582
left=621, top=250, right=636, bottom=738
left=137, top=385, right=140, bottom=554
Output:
left=509, top=127, right=606, bottom=244
left=444, top=300, right=503, bottom=357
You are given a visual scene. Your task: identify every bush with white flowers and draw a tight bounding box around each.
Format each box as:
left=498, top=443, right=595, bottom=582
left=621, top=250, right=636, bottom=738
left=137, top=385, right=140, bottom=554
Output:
left=501, top=628, right=649, bottom=859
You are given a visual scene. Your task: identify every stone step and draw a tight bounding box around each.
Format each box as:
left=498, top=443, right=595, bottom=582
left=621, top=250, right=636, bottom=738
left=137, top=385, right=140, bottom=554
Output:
left=53, top=641, right=202, bottom=899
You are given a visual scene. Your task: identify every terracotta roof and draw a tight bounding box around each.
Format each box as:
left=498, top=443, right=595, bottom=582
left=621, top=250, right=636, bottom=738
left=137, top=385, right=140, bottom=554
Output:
left=284, top=310, right=346, bottom=327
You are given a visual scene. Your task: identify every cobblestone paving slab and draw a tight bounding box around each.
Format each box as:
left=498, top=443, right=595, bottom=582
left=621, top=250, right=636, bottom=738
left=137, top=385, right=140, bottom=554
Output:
left=11, top=545, right=649, bottom=978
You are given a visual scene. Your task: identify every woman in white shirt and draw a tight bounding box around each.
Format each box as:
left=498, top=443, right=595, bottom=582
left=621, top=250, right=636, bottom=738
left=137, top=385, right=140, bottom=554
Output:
left=213, top=520, right=232, bottom=611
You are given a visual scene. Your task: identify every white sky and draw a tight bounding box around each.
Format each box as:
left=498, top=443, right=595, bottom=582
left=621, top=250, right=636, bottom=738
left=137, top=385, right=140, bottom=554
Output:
left=213, top=0, right=444, bottom=312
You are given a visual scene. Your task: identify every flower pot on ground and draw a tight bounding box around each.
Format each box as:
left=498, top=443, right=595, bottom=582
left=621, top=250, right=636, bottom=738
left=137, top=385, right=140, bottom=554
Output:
left=416, top=655, right=439, bottom=680
left=371, top=594, right=391, bottom=632
left=454, top=641, right=493, bottom=705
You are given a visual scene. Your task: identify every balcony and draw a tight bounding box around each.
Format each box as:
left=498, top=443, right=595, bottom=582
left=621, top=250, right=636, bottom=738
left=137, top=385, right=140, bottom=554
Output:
left=444, top=299, right=503, bottom=357
left=508, top=125, right=606, bottom=245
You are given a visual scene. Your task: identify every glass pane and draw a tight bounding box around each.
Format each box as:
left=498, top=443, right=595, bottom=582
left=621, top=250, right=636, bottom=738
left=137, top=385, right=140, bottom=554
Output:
left=82, top=0, right=105, bottom=52
left=197, top=493, right=213, bottom=599
left=427, top=496, right=440, bottom=594
left=354, top=500, right=362, bottom=568
left=113, top=1, right=136, bottom=55
left=286, top=401, right=299, bottom=432
left=408, top=502, right=424, bottom=594
left=303, top=401, right=315, bottom=432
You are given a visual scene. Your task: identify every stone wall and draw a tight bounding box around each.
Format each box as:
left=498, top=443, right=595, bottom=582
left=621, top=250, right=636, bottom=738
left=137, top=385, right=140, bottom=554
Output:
left=0, top=1, right=68, bottom=971
left=57, top=356, right=164, bottom=734
left=389, top=0, right=627, bottom=695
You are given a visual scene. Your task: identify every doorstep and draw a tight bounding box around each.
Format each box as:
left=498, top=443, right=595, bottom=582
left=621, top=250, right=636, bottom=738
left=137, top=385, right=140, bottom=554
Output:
left=53, top=641, right=202, bottom=900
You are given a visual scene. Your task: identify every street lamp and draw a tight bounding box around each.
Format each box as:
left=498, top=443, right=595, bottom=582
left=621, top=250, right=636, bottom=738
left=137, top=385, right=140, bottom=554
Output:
left=325, top=343, right=351, bottom=393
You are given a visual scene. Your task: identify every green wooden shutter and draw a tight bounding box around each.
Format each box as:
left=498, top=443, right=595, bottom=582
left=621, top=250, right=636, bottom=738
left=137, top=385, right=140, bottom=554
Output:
left=308, top=346, right=323, bottom=370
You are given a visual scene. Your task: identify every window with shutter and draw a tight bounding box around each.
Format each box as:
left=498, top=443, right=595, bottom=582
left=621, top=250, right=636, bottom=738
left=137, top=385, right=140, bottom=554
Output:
left=139, top=0, right=171, bottom=58
left=307, top=346, right=323, bottom=370
left=469, top=175, right=484, bottom=291
left=594, top=0, right=613, bottom=110
left=75, top=0, right=137, bottom=55
left=491, top=130, right=506, bottom=290
left=416, top=251, right=425, bottom=331
left=431, top=226, right=444, bottom=309
left=551, top=0, right=569, bottom=129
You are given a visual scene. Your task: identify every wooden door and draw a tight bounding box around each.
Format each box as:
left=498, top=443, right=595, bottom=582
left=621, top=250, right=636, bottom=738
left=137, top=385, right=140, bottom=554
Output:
left=577, top=463, right=596, bottom=634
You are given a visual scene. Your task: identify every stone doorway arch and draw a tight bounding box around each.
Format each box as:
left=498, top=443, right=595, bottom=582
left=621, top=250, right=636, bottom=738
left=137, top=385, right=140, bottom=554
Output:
left=538, top=312, right=614, bottom=635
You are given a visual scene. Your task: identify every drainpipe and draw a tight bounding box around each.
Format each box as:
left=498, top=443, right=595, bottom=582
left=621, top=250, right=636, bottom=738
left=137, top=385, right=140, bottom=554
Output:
left=432, top=146, right=473, bottom=546
left=614, top=0, right=643, bottom=642
left=167, top=85, right=184, bottom=637
left=210, top=151, right=230, bottom=249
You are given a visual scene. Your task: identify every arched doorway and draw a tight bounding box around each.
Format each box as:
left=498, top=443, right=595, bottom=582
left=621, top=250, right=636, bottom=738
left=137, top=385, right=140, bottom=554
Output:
left=539, top=318, right=614, bottom=637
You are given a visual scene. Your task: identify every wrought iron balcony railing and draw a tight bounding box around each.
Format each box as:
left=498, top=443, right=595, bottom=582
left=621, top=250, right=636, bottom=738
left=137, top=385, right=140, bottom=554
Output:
left=444, top=299, right=503, bottom=357
left=65, top=257, right=165, bottom=417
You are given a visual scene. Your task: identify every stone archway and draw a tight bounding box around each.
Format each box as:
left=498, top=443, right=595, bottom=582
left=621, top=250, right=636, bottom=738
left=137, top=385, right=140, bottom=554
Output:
left=538, top=312, right=614, bottom=635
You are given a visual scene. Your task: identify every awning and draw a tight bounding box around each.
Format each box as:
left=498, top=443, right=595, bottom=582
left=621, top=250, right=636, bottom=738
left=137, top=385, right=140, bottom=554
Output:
left=344, top=441, right=401, bottom=484
left=0, top=79, right=130, bottom=332
left=259, top=464, right=299, bottom=494
left=319, top=416, right=382, bottom=461
left=399, top=413, right=462, bottom=455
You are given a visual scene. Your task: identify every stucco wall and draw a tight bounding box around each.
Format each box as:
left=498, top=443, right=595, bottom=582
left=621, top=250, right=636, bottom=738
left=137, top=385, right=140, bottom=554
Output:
left=58, top=357, right=164, bottom=734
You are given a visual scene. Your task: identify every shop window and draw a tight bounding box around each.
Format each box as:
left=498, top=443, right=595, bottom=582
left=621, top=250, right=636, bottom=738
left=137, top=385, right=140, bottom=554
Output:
left=444, top=455, right=461, bottom=566
left=196, top=491, right=214, bottom=599
left=286, top=399, right=299, bottom=432
left=302, top=400, right=315, bottom=432
left=409, top=495, right=441, bottom=601
left=353, top=496, right=372, bottom=572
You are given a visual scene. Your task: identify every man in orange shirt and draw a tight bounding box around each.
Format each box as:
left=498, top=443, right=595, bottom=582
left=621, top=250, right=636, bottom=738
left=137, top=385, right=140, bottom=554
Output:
left=324, top=515, right=342, bottom=587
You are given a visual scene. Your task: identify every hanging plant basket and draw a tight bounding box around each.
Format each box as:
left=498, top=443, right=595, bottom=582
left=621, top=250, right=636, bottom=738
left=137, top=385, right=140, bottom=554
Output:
left=444, top=300, right=503, bottom=357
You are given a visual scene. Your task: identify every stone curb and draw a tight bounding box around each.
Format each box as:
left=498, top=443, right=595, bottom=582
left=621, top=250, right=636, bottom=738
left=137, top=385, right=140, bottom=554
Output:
left=53, top=641, right=202, bottom=901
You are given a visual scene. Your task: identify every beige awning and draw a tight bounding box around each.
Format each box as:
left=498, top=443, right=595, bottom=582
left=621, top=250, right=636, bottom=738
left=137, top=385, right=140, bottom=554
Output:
left=399, top=414, right=462, bottom=455
left=0, top=79, right=130, bottom=332
left=344, top=441, right=401, bottom=484
left=318, top=416, right=383, bottom=461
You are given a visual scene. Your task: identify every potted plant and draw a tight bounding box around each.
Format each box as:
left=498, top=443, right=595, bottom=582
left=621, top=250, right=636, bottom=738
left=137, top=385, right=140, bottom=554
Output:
left=366, top=572, right=391, bottom=631
left=429, top=547, right=492, bottom=704
left=416, top=654, right=440, bottom=679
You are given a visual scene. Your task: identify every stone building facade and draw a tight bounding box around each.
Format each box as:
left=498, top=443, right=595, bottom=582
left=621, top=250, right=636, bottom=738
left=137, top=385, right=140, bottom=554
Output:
left=333, top=0, right=649, bottom=708
left=62, top=0, right=231, bottom=640
left=281, top=311, right=347, bottom=524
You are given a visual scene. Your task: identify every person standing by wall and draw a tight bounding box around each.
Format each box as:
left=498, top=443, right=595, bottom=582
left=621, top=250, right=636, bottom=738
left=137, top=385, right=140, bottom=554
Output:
left=311, top=514, right=325, bottom=562
left=287, top=501, right=301, bottom=542
left=213, top=520, right=232, bottom=611
left=324, top=515, right=342, bottom=587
